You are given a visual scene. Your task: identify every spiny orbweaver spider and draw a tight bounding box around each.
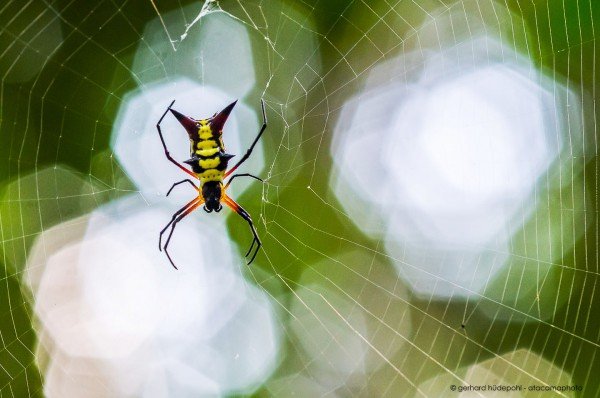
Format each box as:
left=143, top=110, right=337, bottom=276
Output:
left=156, top=99, right=266, bottom=269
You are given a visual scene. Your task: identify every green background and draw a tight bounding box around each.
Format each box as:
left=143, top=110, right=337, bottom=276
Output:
left=0, top=0, right=598, bottom=396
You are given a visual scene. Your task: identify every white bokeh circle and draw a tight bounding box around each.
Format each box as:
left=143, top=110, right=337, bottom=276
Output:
left=132, top=4, right=255, bottom=97
left=331, top=33, right=582, bottom=299
left=28, top=195, right=280, bottom=397
left=111, top=78, right=264, bottom=206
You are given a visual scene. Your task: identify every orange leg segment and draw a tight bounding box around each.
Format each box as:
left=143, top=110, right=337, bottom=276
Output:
left=160, top=197, right=204, bottom=269
left=222, top=194, right=262, bottom=264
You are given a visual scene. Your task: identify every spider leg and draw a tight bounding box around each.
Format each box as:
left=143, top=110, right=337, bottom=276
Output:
left=159, top=196, right=199, bottom=251
left=156, top=100, right=198, bottom=179
left=224, top=99, right=267, bottom=178
left=163, top=199, right=204, bottom=270
left=166, top=179, right=199, bottom=196
left=224, top=173, right=263, bottom=190
left=222, top=195, right=262, bottom=264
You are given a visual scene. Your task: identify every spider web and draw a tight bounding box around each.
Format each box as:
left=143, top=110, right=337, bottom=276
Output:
left=0, top=0, right=598, bottom=397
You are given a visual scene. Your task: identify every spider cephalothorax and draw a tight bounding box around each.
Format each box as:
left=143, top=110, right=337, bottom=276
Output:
left=202, top=181, right=222, bottom=213
left=156, top=99, right=267, bottom=269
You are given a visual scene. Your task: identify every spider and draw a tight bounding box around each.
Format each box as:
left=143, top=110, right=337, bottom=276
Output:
left=156, top=99, right=267, bottom=269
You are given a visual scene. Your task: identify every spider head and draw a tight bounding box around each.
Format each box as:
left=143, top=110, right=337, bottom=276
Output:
left=202, top=181, right=223, bottom=213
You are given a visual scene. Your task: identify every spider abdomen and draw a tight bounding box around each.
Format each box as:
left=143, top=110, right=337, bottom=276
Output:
left=179, top=117, right=236, bottom=185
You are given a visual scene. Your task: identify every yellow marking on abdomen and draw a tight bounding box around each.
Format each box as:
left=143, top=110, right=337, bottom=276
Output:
left=199, top=157, right=221, bottom=169
left=197, top=139, right=218, bottom=150
left=198, top=122, right=212, bottom=139
left=196, top=147, right=220, bottom=157
left=198, top=169, right=224, bottom=183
